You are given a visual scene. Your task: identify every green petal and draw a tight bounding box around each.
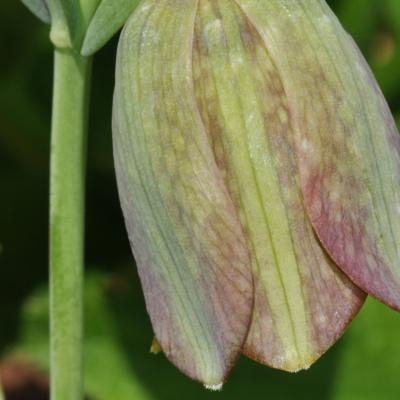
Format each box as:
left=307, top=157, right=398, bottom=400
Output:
left=238, top=0, right=400, bottom=311
left=113, top=0, right=253, bottom=386
left=194, top=0, right=364, bottom=371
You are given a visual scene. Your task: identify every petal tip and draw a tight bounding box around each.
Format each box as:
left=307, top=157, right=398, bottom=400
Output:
left=204, top=383, right=224, bottom=392
left=150, top=337, right=162, bottom=355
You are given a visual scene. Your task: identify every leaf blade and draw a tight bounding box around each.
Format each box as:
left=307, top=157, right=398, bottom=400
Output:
left=21, top=0, right=51, bottom=23
left=81, top=0, right=140, bottom=56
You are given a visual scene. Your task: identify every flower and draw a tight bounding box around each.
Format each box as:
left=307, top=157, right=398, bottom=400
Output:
left=112, top=0, right=400, bottom=388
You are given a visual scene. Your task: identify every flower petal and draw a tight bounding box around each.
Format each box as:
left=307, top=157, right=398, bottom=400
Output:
left=113, top=0, right=253, bottom=385
left=238, top=0, right=400, bottom=311
left=194, top=0, right=365, bottom=371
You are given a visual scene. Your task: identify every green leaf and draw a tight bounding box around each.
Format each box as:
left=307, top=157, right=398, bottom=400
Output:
left=21, top=0, right=51, bottom=23
left=79, top=0, right=102, bottom=33
left=81, top=0, right=140, bottom=56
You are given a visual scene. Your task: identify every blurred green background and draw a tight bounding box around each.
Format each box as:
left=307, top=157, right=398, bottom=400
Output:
left=1, top=0, right=400, bottom=399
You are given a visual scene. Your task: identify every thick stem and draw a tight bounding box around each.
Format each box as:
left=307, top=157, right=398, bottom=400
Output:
left=50, top=48, right=92, bottom=400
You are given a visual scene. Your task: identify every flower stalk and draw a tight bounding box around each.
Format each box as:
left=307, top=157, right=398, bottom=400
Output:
left=49, top=48, right=92, bottom=400
left=20, top=0, right=138, bottom=397
left=0, top=379, right=4, bottom=400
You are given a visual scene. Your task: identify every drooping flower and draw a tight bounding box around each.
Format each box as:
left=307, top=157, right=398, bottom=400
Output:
left=112, top=0, right=400, bottom=388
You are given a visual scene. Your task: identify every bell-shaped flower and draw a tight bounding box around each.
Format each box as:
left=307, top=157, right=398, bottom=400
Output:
left=112, top=0, right=400, bottom=388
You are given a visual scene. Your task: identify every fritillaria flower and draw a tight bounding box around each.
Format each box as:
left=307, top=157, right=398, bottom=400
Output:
left=112, top=0, right=400, bottom=388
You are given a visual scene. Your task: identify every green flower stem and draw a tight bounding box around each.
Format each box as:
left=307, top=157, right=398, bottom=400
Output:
left=0, top=380, right=4, bottom=400
left=50, top=48, right=92, bottom=400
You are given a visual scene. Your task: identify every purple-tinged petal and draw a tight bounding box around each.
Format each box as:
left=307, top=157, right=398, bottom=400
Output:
left=194, top=0, right=365, bottom=371
left=238, top=0, right=400, bottom=310
left=113, top=0, right=253, bottom=386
